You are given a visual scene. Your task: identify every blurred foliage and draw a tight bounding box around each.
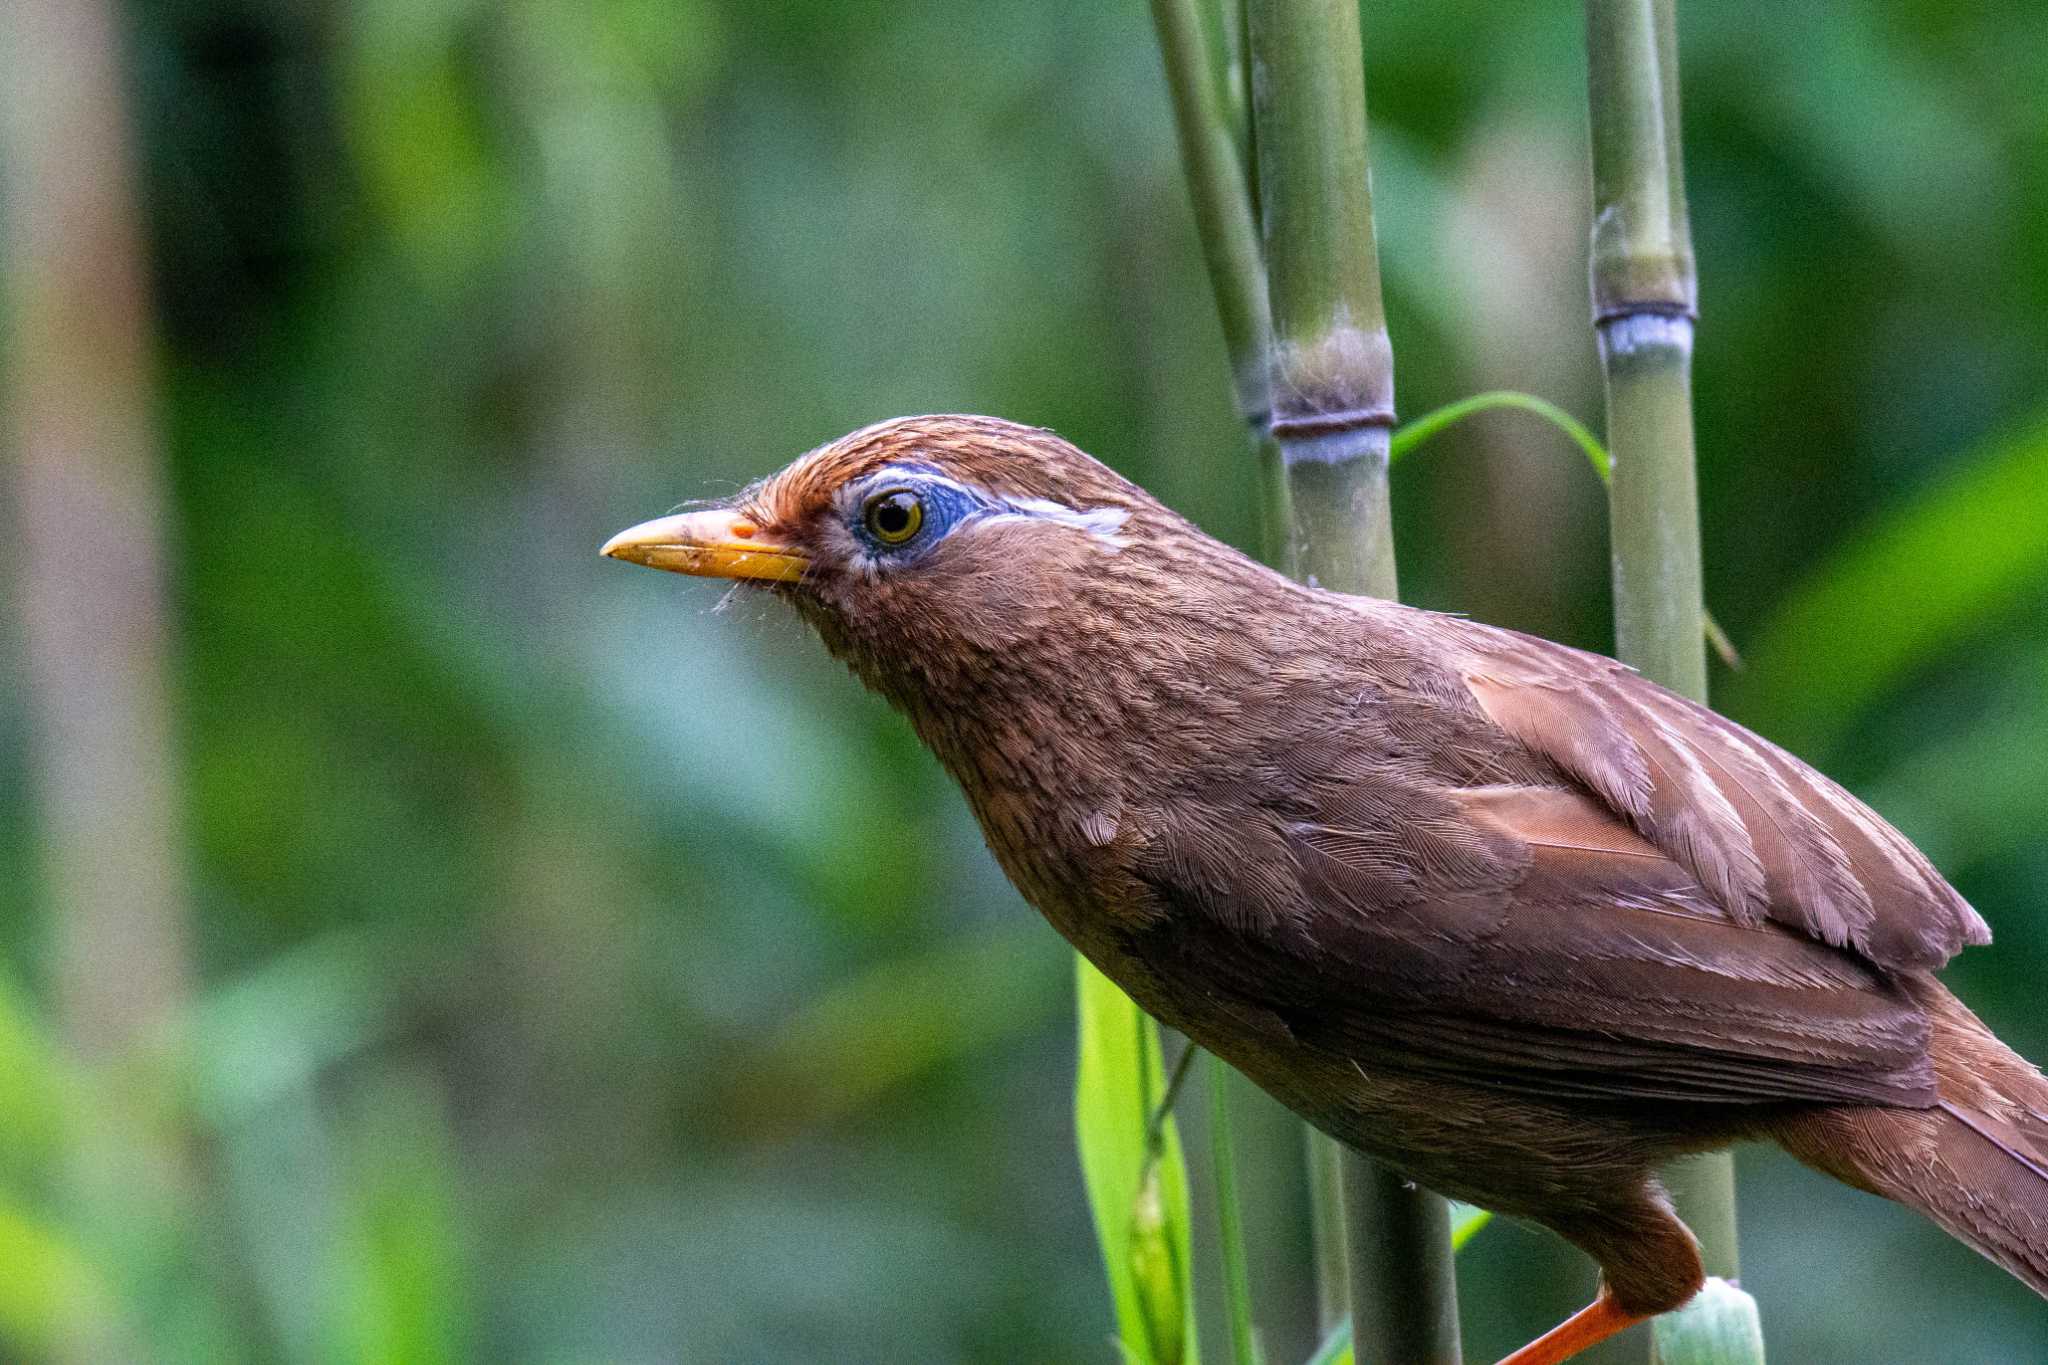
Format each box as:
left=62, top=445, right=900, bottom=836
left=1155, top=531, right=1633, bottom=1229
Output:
left=0, top=0, right=2045, bottom=1359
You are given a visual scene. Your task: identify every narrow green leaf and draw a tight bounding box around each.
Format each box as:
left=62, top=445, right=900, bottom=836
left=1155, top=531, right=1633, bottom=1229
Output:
left=1448, top=1202, right=1493, bottom=1251
left=1130, top=1162, right=1190, bottom=1365
left=1075, top=956, right=1198, bottom=1365
left=1651, top=1277, right=1766, bottom=1364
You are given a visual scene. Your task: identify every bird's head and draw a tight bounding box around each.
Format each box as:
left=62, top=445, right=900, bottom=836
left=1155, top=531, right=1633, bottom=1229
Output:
left=602, top=415, right=1227, bottom=721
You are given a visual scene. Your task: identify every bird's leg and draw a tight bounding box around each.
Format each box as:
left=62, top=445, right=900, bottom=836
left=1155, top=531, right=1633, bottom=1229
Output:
left=1494, top=1287, right=1646, bottom=1365
left=1141, top=1039, right=1201, bottom=1161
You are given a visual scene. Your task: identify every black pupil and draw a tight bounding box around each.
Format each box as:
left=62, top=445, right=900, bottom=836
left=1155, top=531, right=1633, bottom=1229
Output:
left=874, top=496, right=914, bottom=536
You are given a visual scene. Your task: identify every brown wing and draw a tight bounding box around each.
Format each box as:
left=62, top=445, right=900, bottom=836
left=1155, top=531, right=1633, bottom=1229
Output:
left=1453, top=619, right=1988, bottom=972
left=1123, top=619, right=1968, bottom=1110
left=1132, top=776, right=1937, bottom=1109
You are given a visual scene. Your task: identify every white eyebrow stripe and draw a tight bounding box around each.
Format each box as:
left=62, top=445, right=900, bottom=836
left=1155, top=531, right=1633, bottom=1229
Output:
left=986, top=495, right=1131, bottom=547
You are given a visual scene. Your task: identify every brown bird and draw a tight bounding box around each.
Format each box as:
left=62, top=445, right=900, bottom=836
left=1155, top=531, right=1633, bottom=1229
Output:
left=604, top=415, right=2048, bottom=1363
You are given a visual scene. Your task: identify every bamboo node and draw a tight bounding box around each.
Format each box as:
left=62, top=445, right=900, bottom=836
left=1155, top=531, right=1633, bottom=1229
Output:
left=1270, top=404, right=1397, bottom=441
left=1597, top=311, right=1695, bottom=359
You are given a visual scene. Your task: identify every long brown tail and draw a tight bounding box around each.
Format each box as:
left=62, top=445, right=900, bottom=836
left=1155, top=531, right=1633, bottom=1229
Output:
left=1774, top=979, right=2048, bottom=1296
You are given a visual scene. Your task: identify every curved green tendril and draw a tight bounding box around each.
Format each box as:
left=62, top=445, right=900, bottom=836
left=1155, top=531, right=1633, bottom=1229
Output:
left=1391, top=390, right=1742, bottom=670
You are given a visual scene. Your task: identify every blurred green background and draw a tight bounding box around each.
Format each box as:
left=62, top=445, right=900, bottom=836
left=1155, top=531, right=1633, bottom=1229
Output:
left=2, top=0, right=2046, bottom=1359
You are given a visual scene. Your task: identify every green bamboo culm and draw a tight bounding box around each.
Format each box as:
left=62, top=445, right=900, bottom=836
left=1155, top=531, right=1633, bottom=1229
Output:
left=1587, top=0, right=1707, bottom=701
left=1247, top=0, right=1396, bottom=593
left=1143, top=0, right=1294, bottom=562
left=1583, top=1, right=1764, bottom=1359
left=1145, top=0, right=1271, bottom=454
left=1206, top=1057, right=1262, bottom=1365
left=1146, top=0, right=1463, bottom=1350
left=1142, top=0, right=1281, bottom=1346
left=1145, top=0, right=1333, bottom=1334
left=1244, top=0, right=1460, bottom=1359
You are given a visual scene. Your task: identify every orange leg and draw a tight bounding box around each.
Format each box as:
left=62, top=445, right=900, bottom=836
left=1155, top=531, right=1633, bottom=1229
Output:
left=1495, top=1288, right=1648, bottom=1365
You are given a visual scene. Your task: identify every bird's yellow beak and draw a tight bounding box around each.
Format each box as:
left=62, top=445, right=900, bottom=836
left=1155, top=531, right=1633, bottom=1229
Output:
left=599, top=509, right=809, bottom=583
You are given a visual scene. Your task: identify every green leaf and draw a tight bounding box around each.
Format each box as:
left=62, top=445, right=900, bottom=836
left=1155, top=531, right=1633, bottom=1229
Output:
left=1651, top=1277, right=1766, bottom=1364
left=0, top=1197, right=107, bottom=1356
left=1074, top=956, right=1198, bottom=1365
left=334, top=1072, right=472, bottom=1365
left=1448, top=1202, right=1493, bottom=1251
left=1130, top=1160, right=1191, bottom=1365
left=1729, top=414, right=2048, bottom=753
left=0, top=972, right=67, bottom=1178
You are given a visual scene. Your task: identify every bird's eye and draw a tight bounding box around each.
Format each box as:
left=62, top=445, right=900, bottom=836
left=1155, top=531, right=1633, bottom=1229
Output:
left=862, top=489, right=925, bottom=545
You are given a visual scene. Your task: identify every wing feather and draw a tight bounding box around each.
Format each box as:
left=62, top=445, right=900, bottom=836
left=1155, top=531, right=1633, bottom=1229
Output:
left=1456, top=622, right=1985, bottom=971
left=1133, top=778, right=1934, bottom=1111
left=1124, top=606, right=1975, bottom=1114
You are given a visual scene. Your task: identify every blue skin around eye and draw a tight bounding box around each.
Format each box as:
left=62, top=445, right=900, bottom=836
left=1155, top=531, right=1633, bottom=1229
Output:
left=852, top=477, right=998, bottom=557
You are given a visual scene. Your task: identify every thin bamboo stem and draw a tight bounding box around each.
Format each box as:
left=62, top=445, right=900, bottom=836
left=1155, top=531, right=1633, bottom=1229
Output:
left=1246, top=1, right=1458, bottom=1359
left=1144, top=1041, right=1203, bottom=1161
left=1340, top=1157, right=1463, bottom=1363
left=1147, top=0, right=1273, bottom=447
left=1146, top=0, right=1295, bottom=564
left=1585, top=2, right=1760, bottom=1358
left=1393, top=390, right=1612, bottom=478
left=1304, top=1132, right=1348, bottom=1336
left=1208, top=1057, right=1262, bottom=1365
left=1149, top=0, right=1332, bottom=1335
left=1155, top=0, right=1294, bottom=1342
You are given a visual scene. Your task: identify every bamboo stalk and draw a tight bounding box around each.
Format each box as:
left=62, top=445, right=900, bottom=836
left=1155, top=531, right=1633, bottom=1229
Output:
left=2, top=0, right=190, bottom=1076
left=1147, top=0, right=1272, bottom=451
left=1245, top=1, right=1459, bottom=1359
left=1144, top=0, right=1295, bottom=559
left=0, top=0, right=191, bottom=1356
left=1141, top=4, right=1292, bottom=1348
left=1207, top=1057, right=1262, bottom=1365
left=1584, top=1, right=1762, bottom=1358
left=1303, top=1133, right=1348, bottom=1337
left=1587, top=0, right=1707, bottom=701
left=1148, top=0, right=1333, bottom=1335
left=1248, top=0, right=1396, bottom=589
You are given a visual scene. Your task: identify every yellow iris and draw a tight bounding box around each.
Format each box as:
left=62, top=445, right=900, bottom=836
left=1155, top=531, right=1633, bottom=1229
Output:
left=863, top=489, right=924, bottom=545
